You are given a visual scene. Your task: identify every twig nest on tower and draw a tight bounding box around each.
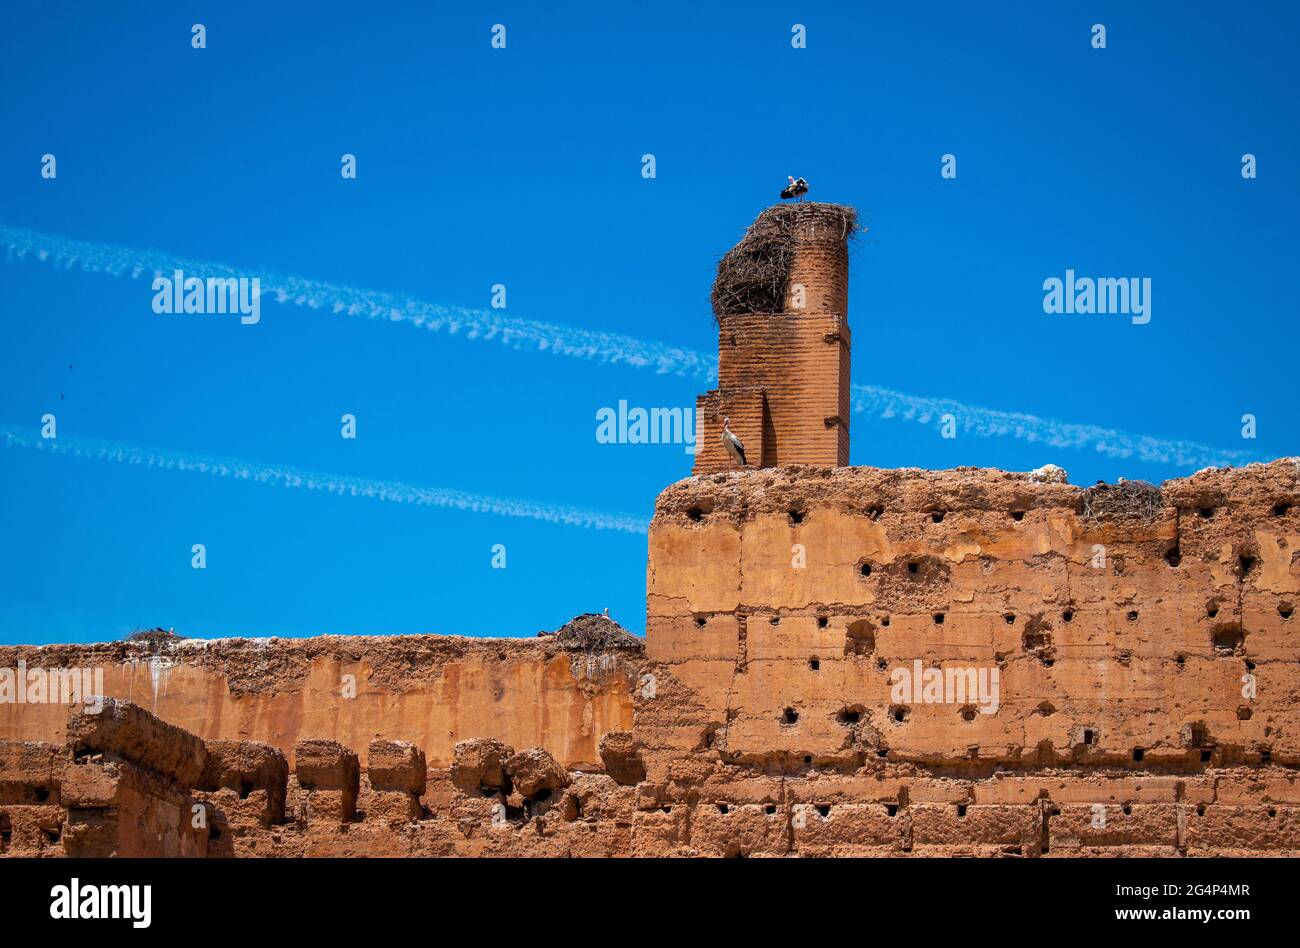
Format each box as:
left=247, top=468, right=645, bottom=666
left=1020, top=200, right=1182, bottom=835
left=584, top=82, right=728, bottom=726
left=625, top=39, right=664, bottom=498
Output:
left=711, top=202, right=858, bottom=321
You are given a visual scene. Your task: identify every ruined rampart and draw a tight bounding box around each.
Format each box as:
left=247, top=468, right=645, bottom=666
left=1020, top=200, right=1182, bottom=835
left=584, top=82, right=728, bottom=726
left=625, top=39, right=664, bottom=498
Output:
left=1, top=461, right=1298, bottom=856
left=0, top=626, right=640, bottom=770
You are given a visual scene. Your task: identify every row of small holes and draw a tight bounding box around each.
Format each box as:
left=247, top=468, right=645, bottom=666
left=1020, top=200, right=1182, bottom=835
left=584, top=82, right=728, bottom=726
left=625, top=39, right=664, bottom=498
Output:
left=755, top=602, right=1293, bottom=629
left=687, top=501, right=1292, bottom=523
left=707, top=598, right=1286, bottom=638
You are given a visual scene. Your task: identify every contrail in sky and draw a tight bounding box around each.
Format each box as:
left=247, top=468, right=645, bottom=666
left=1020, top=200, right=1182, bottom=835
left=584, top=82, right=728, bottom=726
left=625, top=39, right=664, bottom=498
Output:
left=846, top=386, right=1250, bottom=469
left=0, top=424, right=650, bottom=535
left=0, top=224, right=713, bottom=379
left=1, top=224, right=1251, bottom=470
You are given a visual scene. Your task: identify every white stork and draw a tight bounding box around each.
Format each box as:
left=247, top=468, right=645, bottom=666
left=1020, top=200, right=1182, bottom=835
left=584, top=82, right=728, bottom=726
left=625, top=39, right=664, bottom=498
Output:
left=780, top=176, right=809, bottom=201
left=721, top=417, right=747, bottom=467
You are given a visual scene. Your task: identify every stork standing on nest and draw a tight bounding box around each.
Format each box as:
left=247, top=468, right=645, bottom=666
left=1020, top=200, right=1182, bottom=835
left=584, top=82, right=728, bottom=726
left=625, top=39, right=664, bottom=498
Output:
left=721, top=417, right=747, bottom=467
left=780, top=176, right=809, bottom=201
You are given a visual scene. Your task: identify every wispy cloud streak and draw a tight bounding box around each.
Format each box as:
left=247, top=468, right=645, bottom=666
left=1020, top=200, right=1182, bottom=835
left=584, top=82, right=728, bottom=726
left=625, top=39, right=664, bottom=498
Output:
left=0, top=224, right=714, bottom=381
left=0, top=425, right=649, bottom=535
left=2, top=224, right=1251, bottom=471
left=849, top=385, right=1251, bottom=470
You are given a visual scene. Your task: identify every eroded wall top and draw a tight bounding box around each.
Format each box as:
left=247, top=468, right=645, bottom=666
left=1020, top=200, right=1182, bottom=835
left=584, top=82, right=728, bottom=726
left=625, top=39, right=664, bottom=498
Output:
left=0, top=616, right=643, bottom=770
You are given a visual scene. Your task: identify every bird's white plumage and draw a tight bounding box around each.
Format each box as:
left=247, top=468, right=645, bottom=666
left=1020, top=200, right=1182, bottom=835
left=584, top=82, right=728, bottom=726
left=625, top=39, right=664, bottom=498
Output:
left=721, top=417, right=747, bottom=466
left=780, top=175, right=809, bottom=200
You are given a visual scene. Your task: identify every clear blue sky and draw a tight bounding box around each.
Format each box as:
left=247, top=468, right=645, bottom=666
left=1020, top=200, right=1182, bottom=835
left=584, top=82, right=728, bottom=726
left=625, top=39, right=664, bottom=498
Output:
left=1, top=1, right=1295, bottom=645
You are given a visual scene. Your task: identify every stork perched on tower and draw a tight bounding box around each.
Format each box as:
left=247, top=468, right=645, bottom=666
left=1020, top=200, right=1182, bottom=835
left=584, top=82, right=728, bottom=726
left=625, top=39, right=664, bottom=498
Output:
left=721, top=417, right=747, bottom=467
left=780, top=176, right=809, bottom=201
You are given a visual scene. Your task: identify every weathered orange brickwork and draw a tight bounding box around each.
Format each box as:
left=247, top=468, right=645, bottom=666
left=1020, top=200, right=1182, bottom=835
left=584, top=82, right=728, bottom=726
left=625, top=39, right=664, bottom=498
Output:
left=694, top=387, right=768, bottom=472
left=648, top=462, right=1300, bottom=769
left=711, top=314, right=850, bottom=467
left=631, top=459, right=1300, bottom=855
left=695, top=203, right=853, bottom=474
left=0, top=632, right=638, bottom=771
left=0, top=699, right=643, bottom=857
left=6, top=460, right=1295, bottom=857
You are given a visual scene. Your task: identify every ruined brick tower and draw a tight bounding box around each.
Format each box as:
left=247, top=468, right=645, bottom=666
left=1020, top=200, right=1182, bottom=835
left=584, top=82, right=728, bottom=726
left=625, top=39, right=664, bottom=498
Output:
left=694, top=202, right=856, bottom=473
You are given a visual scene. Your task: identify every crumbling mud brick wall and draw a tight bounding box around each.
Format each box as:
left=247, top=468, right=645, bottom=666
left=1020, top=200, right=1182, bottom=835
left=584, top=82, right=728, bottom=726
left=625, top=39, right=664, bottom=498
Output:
left=0, top=700, right=214, bottom=857
left=0, top=742, right=65, bottom=856
left=3, top=462, right=1300, bottom=857
left=695, top=203, right=854, bottom=474
left=0, top=626, right=640, bottom=771
left=0, top=698, right=648, bottom=857
left=637, top=458, right=1300, bottom=855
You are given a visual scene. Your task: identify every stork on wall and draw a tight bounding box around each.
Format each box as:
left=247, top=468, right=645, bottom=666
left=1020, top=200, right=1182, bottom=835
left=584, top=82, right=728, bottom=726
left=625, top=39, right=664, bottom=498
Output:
left=780, top=176, right=809, bottom=201
left=721, top=417, right=747, bottom=467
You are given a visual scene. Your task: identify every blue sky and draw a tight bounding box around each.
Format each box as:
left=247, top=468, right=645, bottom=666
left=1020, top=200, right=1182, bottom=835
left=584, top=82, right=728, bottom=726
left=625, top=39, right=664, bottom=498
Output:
left=1, top=1, right=1295, bottom=645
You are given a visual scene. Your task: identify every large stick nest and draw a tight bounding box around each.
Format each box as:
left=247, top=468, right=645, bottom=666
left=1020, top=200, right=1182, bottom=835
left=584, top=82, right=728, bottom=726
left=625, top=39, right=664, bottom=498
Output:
left=1079, top=480, right=1165, bottom=521
left=125, top=627, right=186, bottom=644
left=711, top=202, right=858, bottom=321
left=547, top=613, right=644, bottom=652
left=123, top=627, right=187, bottom=655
